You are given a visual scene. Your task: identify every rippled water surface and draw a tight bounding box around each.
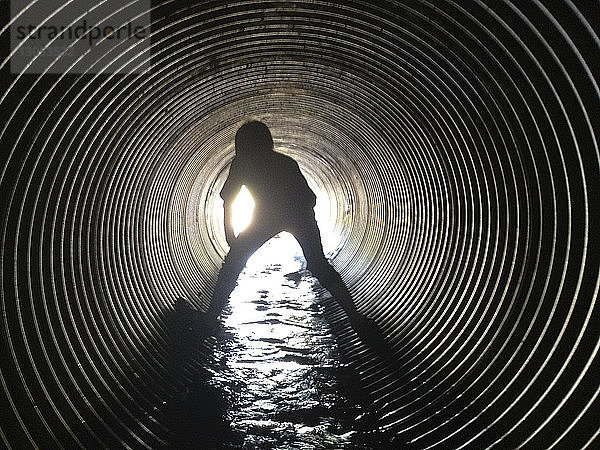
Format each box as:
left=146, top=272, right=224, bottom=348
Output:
left=168, top=234, right=390, bottom=448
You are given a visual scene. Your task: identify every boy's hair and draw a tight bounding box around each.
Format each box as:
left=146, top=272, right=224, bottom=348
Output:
left=235, top=121, right=273, bottom=155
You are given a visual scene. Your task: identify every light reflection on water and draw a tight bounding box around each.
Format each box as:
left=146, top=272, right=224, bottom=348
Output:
left=208, top=233, right=363, bottom=448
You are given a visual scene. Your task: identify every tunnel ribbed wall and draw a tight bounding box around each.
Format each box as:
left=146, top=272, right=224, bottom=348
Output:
left=1, top=1, right=598, bottom=448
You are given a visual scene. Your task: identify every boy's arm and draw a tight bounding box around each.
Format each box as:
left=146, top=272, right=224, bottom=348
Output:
left=295, top=161, right=317, bottom=207
left=220, top=158, right=241, bottom=246
left=223, top=200, right=236, bottom=246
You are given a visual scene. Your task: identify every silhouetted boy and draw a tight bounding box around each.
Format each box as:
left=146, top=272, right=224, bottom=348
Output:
left=201, top=120, right=383, bottom=343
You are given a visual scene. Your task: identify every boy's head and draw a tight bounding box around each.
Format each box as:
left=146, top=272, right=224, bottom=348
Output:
left=235, top=121, right=273, bottom=156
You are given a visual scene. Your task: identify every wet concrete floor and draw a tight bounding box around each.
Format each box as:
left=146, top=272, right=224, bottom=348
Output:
left=166, top=234, right=394, bottom=448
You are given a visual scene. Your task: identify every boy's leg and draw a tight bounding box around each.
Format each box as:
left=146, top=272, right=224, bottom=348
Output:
left=206, top=224, right=278, bottom=320
left=290, top=216, right=362, bottom=323
left=290, top=215, right=389, bottom=349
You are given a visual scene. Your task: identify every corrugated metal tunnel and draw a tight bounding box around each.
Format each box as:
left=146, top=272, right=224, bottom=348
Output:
left=1, top=1, right=598, bottom=448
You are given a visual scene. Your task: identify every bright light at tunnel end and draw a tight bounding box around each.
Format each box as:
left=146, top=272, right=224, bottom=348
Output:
left=232, top=185, right=255, bottom=237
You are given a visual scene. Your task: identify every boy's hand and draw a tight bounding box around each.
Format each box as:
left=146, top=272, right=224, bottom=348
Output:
left=225, top=229, right=236, bottom=247
left=223, top=201, right=236, bottom=246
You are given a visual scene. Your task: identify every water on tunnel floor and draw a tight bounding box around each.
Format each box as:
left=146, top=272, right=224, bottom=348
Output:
left=167, top=233, right=394, bottom=449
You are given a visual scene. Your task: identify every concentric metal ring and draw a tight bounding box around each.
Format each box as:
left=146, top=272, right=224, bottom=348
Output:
left=1, top=1, right=598, bottom=447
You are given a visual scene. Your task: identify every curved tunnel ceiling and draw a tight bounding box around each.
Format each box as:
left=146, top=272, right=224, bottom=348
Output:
left=1, top=0, right=598, bottom=447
